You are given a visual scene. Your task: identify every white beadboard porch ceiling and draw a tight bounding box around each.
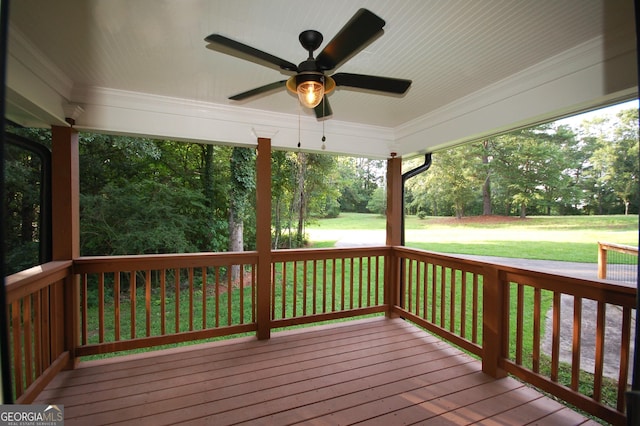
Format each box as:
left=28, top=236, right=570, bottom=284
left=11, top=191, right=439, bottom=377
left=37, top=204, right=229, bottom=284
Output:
left=6, top=0, right=638, bottom=158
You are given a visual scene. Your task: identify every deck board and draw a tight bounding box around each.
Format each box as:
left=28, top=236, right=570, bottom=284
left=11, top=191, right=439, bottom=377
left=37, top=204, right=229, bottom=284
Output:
left=34, top=317, right=597, bottom=425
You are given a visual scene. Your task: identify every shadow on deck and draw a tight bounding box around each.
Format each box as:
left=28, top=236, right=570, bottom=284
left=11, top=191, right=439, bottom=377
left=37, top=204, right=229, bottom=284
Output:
left=35, top=317, right=599, bottom=425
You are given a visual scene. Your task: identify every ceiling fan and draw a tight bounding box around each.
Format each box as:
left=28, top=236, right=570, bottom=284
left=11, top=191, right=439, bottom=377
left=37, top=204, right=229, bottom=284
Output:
left=204, top=8, right=412, bottom=119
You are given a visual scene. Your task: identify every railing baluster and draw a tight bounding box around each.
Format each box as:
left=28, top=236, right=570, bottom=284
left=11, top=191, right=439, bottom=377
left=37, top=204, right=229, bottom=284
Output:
left=450, top=269, right=457, bottom=333
left=239, top=265, right=245, bottom=323
left=593, top=301, right=606, bottom=401
left=472, top=273, right=479, bottom=344
left=131, top=271, right=137, bottom=339
left=358, top=257, right=363, bottom=308
left=303, top=260, right=308, bottom=316
left=292, top=261, right=298, bottom=317
left=227, top=266, right=233, bottom=326
left=215, top=267, right=220, bottom=327
left=375, top=256, right=380, bottom=306
left=12, top=300, right=23, bottom=397
left=23, top=295, right=33, bottom=388
left=550, top=292, right=560, bottom=382
left=322, top=259, right=327, bottom=313
left=34, top=290, right=42, bottom=376
left=174, top=269, right=180, bottom=333
left=160, top=269, right=166, bottom=335
left=460, top=271, right=466, bottom=338
left=406, top=259, right=413, bottom=312
left=98, top=273, right=105, bottom=343
left=146, top=270, right=152, bottom=336
left=81, top=274, right=88, bottom=345
left=515, top=283, right=524, bottom=365
left=617, top=306, right=632, bottom=411
left=431, top=264, right=437, bottom=323
left=571, top=296, right=582, bottom=390
left=41, top=287, right=50, bottom=366
left=202, top=268, right=208, bottom=328
left=188, top=267, right=194, bottom=331
left=251, top=264, right=256, bottom=322
left=341, top=258, right=346, bottom=310
left=415, top=260, right=421, bottom=316
left=366, top=256, right=371, bottom=307
left=440, top=266, right=446, bottom=328
left=422, top=262, right=429, bottom=321
left=281, top=262, right=287, bottom=319
left=332, top=259, right=336, bottom=312
left=532, top=287, right=541, bottom=373
left=312, top=260, right=317, bottom=314
left=114, top=272, right=121, bottom=341
left=351, top=257, right=356, bottom=308
left=270, top=264, right=276, bottom=320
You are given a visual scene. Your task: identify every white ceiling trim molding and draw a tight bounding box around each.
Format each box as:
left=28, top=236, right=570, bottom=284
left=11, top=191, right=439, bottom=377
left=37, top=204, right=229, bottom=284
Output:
left=6, top=55, right=69, bottom=127
left=8, top=24, right=74, bottom=99
left=7, top=26, right=74, bottom=127
left=71, top=86, right=396, bottom=158
left=394, top=35, right=638, bottom=157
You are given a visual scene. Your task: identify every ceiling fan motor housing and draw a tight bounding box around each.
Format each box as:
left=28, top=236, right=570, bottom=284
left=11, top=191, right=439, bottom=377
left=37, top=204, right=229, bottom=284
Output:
left=299, top=30, right=323, bottom=56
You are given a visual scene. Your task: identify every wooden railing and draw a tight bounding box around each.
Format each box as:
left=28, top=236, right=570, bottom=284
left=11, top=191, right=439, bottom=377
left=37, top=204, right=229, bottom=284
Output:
left=270, top=247, right=389, bottom=329
left=598, top=241, right=638, bottom=282
left=391, top=247, right=636, bottom=426
left=73, top=252, right=259, bottom=357
left=5, top=261, right=73, bottom=403
left=4, top=246, right=637, bottom=424
left=497, top=267, right=635, bottom=425
left=391, top=247, right=484, bottom=357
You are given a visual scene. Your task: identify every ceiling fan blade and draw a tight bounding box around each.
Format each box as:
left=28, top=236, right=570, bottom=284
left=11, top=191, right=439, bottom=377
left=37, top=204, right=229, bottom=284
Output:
left=316, top=8, right=385, bottom=71
left=205, top=34, right=298, bottom=72
left=314, top=96, right=333, bottom=119
left=332, top=73, right=412, bottom=94
left=229, top=80, right=288, bottom=101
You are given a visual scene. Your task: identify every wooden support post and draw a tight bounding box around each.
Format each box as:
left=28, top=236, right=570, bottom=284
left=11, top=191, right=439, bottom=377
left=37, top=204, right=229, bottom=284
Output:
left=597, top=242, right=607, bottom=279
left=256, top=138, right=272, bottom=340
left=51, top=126, right=80, bottom=368
left=385, top=156, right=402, bottom=317
left=386, top=156, right=402, bottom=247
left=482, top=265, right=507, bottom=378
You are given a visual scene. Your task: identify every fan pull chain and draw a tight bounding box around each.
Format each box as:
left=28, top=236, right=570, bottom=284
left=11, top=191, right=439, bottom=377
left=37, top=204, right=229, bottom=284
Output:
left=321, top=100, right=326, bottom=150
left=297, top=108, right=301, bottom=149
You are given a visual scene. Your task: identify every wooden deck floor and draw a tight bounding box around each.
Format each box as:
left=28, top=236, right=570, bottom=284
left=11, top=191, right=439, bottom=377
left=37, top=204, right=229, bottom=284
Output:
left=35, top=317, right=600, bottom=425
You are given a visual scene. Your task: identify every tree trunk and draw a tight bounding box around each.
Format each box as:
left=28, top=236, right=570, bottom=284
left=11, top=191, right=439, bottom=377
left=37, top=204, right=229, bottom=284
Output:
left=229, top=206, right=243, bottom=283
left=482, top=175, right=491, bottom=215
left=273, top=198, right=281, bottom=249
left=455, top=205, right=463, bottom=219
left=519, top=203, right=527, bottom=219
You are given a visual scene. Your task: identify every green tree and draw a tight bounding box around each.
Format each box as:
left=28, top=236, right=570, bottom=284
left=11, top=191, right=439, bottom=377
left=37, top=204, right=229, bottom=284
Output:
left=576, top=111, right=639, bottom=215
left=610, top=109, right=639, bottom=214
left=490, top=125, right=567, bottom=218
left=229, top=147, right=256, bottom=251
left=78, top=134, right=231, bottom=255
left=336, top=157, right=384, bottom=213
left=367, top=187, right=386, bottom=215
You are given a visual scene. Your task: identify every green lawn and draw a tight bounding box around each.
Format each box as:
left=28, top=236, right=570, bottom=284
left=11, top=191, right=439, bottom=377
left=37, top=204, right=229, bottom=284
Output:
left=308, top=213, right=639, bottom=263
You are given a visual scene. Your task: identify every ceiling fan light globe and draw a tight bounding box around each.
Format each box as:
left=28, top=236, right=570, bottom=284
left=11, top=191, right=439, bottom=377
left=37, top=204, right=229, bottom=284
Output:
left=297, top=80, right=324, bottom=108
